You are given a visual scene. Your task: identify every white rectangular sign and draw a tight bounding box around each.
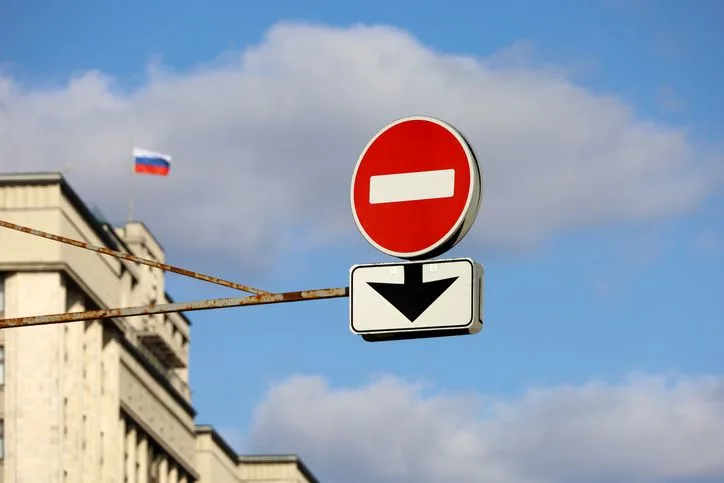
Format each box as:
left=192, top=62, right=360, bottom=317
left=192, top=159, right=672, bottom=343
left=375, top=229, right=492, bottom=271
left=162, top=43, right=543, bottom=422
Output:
left=349, top=258, right=483, bottom=341
left=369, top=169, right=455, bottom=204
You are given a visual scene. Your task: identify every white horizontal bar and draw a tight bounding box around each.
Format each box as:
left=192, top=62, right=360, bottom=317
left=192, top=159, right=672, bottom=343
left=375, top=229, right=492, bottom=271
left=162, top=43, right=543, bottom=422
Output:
left=369, top=169, right=455, bottom=204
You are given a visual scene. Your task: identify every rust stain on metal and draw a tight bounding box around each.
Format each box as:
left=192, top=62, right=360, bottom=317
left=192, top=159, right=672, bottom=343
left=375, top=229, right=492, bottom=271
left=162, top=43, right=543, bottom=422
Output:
left=0, top=219, right=270, bottom=295
left=0, top=286, right=349, bottom=329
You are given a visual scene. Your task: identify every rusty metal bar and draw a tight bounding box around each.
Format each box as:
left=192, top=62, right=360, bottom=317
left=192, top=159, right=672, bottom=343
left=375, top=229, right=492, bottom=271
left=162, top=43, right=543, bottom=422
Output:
left=0, top=219, right=270, bottom=295
left=0, top=286, right=349, bottom=329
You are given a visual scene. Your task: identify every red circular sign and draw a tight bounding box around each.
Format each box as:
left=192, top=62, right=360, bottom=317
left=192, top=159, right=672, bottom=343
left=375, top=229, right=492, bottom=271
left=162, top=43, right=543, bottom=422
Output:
left=351, top=116, right=481, bottom=259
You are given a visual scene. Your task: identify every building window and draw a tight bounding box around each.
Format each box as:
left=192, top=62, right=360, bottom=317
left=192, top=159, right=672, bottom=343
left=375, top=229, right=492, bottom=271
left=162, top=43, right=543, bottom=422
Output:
left=0, top=346, right=4, bottom=386
left=0, top=419, right=4, bottom=460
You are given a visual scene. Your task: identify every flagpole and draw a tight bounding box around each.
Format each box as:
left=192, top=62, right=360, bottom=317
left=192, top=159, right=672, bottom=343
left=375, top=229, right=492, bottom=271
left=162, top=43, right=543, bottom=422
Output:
left=127, top=143, right=135, bottom=223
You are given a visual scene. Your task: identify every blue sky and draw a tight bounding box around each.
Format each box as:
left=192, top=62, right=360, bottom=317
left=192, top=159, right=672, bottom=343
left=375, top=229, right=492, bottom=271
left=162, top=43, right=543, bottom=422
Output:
left=1, top=1, right=723, bottom=482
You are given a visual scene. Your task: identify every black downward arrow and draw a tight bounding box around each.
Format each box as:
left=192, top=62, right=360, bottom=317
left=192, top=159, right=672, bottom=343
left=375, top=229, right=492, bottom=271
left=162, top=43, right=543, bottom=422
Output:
left=368, top=264, right=458, bottom=323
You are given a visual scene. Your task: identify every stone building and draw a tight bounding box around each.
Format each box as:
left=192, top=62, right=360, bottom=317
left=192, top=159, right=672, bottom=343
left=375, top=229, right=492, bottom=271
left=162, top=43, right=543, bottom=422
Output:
left=0, top=172, right=318, bottom=483
left=195, top=427, right=318, bottom=483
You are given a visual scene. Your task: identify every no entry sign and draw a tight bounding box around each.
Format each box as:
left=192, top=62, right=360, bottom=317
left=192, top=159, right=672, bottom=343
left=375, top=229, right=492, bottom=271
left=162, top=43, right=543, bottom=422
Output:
left=350, top=116, right=482, bottom=259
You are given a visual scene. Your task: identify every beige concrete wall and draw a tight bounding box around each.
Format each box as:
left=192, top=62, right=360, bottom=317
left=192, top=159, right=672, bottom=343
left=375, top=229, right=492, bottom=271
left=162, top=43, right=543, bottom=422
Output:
left=119, top=350, right=196, bottom=473
left=114, top=220, right=190, bottom=377
left=116, top=222, right=165, bottom=311
left=194, top=432, right=241, bottom=483
left=120, top=222, right=165, bottom=264
left=101, top=328, right=123, bottom=483
left=0, top=185, right=62, bottom=267
left=59, top=195, right=122, bottom=308
left=62, top=288, right=106, bottom=483
left=0, top=183, right=122, bottom=311
left=1, top=272, right=125, bottom=483
left=237, top=461, right=313, bottom=483
left=3, top=272, right=67, bottom=483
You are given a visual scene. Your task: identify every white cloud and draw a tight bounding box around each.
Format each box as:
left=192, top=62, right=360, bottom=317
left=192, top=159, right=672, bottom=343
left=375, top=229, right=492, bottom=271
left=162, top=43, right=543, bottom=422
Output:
left=0, top=23, right=719, bottom=271
left=248, top=373, right=724, bottom=483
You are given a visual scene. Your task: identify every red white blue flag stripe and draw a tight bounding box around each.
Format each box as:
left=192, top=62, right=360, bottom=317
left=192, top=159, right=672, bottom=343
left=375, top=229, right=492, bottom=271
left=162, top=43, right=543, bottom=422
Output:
left=133, top=148, right=171, bottom=176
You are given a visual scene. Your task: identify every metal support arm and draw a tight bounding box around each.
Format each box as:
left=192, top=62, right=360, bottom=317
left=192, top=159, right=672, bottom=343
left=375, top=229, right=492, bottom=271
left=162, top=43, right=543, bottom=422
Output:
left=0, top=287, right=349, bottom=329
left=0, top=219, right=349, bottom=329
left=0, top=219, right=270, bottom=295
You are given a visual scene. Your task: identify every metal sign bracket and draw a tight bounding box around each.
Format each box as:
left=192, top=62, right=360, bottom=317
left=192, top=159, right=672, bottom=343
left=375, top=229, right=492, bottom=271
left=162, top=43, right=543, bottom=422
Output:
left=0, top=220, right=348, bottom=329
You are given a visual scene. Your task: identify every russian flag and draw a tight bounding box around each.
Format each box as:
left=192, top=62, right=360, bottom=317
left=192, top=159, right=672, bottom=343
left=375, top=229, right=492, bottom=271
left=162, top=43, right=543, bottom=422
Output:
left=133, top=148, right=171, bottom=176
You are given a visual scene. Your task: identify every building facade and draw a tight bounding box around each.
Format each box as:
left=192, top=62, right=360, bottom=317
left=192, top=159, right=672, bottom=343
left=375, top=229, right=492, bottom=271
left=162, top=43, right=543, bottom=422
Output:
left=0, top=173, right=318, bottom=483
left=195, top=427, right=317, bottom=483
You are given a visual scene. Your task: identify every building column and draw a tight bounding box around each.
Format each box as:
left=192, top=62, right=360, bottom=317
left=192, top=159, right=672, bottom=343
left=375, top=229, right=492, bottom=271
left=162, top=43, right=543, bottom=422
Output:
left=119, top=416, right=126, bottom=481
left=158, top=458, right=168, bottom=483
left=126, top=424, right=137, bottom=483
left=138, top=434, right=148, bottom=483
left=169, top=463, right=178, bottom=483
